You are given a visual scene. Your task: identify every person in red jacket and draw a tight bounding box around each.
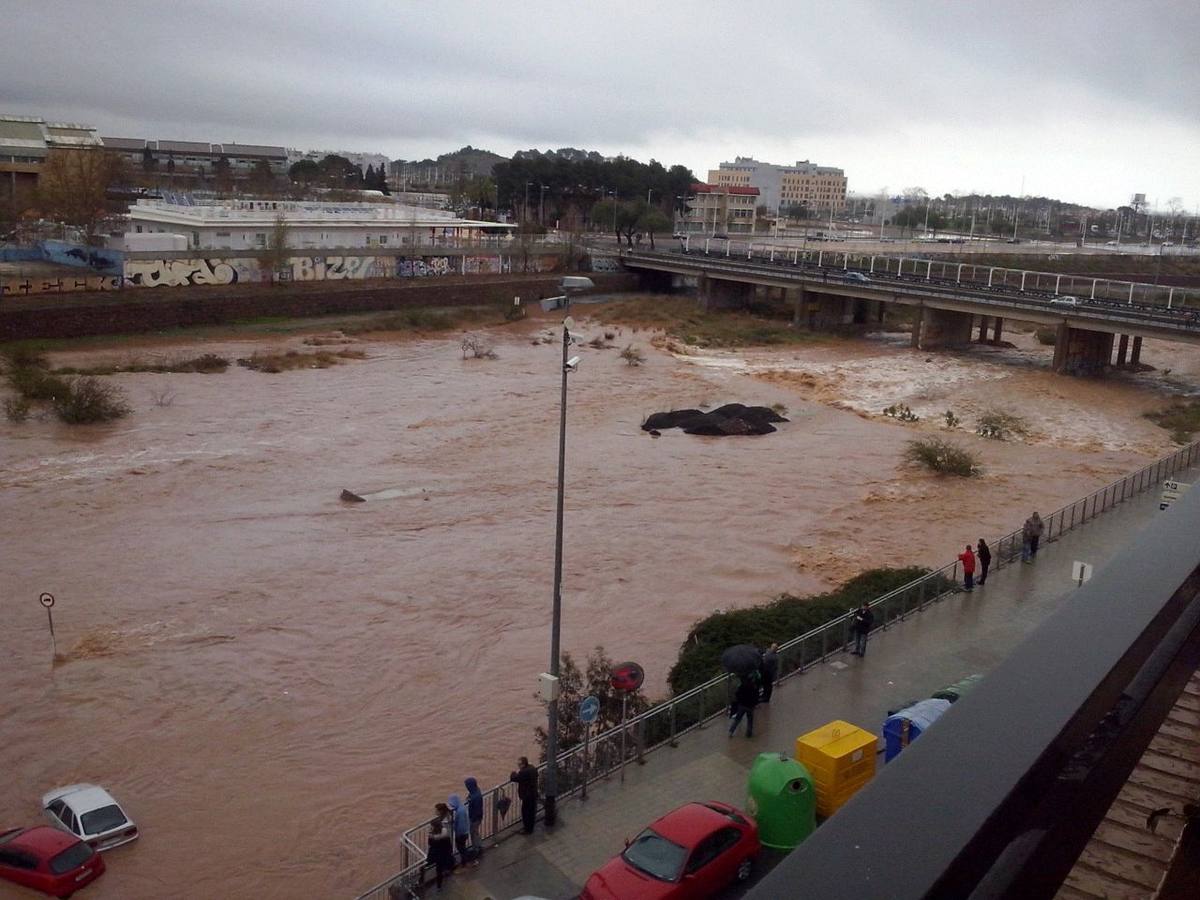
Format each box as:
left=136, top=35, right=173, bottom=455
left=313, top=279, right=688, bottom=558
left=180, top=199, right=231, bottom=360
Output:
left=959, top=544, right=977, bottom=592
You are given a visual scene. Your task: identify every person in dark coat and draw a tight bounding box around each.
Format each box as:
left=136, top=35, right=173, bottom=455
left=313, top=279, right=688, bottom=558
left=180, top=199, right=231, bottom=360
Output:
left=728, top=675, right=760, bottom=738
left=426, top=820, right=455, bottom=891
left=510, top=757, right=538, bottom=835
left=977, top=539, right=992, bottom=585
left=851, top=602, right=875, bottom=657
left=464, top=777, right=484, bottom=858
left=759, top=643, right=780, bottom=703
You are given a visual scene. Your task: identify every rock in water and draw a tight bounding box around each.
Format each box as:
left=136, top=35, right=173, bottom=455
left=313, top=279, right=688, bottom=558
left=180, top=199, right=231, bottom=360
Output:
left=340, top=489, right=367, bottom=503
left=642, top=409, right=704, bottom=431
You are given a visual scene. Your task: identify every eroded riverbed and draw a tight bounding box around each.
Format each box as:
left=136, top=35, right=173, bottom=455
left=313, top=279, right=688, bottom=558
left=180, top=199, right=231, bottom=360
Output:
left=1, top=308, right=1195, bottom=898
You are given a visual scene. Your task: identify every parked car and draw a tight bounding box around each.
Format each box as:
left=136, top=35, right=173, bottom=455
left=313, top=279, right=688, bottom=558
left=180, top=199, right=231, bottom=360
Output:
left=0, top=826, right=105, bottom=897
left=711, top=233, right=729, bottom=240
left=845, top=271, right=871, bottom=283
left=1049, top=295, right=1080, bottom=306
left=580, top=801, right=760, bottom=899
left=42, top=786, right=138, bottom=852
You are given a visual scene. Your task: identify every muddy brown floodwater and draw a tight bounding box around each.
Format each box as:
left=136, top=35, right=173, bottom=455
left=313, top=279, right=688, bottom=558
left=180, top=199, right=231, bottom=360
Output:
left=2, top=307, right=1197, bottom=899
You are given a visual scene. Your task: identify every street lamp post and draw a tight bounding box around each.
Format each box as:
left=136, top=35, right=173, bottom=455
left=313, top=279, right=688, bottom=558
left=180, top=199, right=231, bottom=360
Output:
left=539, top=184, right=549, bottom=225
left=544, top=314, right=575, bottom=828
left=525, top=181, right=532, bottom=224
left=608, top=191, right=619, bottom=243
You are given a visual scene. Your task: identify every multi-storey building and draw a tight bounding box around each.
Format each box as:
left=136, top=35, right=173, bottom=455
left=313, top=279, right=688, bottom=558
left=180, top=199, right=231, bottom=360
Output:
left=286, top=148, right=390, bottom=175
left=676, top=183, right=759, bottom=235
left=0, top=114, right=101, bottom=198
left=708, top=157, right=847, bottom=214
left=100, top=137, right=288, bottom=179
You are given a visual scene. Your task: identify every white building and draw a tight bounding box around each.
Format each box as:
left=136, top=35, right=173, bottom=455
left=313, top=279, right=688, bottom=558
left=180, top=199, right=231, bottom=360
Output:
left=286, top=148, right=391, bottom=174
left=126, top=197, right=511, bottom=251
left=709, top=157, right=847, bottom=214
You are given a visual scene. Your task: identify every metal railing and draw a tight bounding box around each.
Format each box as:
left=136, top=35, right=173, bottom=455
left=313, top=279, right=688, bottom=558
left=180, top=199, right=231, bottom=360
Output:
left=355, top=438, right=1200, bottom=900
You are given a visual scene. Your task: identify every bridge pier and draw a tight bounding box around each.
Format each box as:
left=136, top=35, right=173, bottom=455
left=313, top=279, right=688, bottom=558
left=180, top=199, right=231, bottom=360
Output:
left=992, top=317, right=1003, bottom=343
left=1115, top=334, right=1129, bottom=367
left=698, top=275, right=755, bottom=311
left=1052, top=325, right=1114, bottom=375
left=915, top=307, right=974, bottom=350
left=1130, top=336, right=1142, bottom=366
left=637, top=269, right=674, bottom=293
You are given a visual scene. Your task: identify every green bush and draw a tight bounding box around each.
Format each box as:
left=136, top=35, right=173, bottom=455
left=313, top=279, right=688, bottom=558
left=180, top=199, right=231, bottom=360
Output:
left=52, top=376, right=131, bottom=424
left=1146, top=401, right=1200, bottom=444
left=667, top=567, right=931, bottom=694
left=4, top=396, right=31, bottom=422
left=975, top=409, right=1029, bottom=441
left=7, top=366, right=71, bottom=402
left=903, top=438, right=981, bottom=476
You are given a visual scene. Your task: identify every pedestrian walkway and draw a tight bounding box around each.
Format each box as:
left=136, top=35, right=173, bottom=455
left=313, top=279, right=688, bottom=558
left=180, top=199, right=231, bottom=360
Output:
left=432, top=467, right=1196, bottom=900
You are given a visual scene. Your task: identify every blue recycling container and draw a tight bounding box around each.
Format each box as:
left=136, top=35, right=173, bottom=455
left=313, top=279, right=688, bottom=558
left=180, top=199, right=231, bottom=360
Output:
left=883, top=698, right=951, bottom=762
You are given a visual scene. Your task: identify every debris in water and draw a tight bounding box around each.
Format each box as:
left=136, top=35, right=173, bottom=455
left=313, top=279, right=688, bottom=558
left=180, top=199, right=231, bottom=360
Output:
left=641, top=403, right=788, bottom=437
left=340, top=489, right=366, bottom=503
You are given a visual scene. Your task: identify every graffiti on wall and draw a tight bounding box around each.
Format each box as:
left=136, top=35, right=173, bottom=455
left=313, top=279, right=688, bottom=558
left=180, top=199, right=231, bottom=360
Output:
left=125, top=258, right=242, bottom=288
left=396, top=256, right=456, bottom=278
left=291, top=255, right=390, bottom=281
left=462, top=256, right=511, bottom=275
left=1, top=275, right=124, bottom=297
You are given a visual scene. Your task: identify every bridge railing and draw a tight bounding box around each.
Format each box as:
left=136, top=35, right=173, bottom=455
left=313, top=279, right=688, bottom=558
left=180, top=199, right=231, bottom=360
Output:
left=666, top=240, right=1200, bottom=312
left=353, top=438, right=1200, bottom=900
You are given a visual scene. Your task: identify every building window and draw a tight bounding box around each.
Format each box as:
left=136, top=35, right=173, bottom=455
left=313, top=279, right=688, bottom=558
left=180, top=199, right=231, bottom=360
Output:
left=255, top=233, right=266, bottom=247
left=379, top=235, right=388, bottom=244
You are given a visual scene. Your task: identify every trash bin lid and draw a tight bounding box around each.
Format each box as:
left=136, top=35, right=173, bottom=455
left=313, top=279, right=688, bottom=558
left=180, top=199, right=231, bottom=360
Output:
left=886, top=698, right=951, bottom=733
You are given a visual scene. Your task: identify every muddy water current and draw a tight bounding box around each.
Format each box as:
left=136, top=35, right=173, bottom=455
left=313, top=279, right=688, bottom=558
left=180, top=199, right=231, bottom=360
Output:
left=1, top=313, right=1196, bottom=898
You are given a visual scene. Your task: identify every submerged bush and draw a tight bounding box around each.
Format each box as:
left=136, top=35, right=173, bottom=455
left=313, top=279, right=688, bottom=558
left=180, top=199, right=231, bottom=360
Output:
left=7, top=366, right=71, bottom=402
left=903, top=437, right=981, bottom=477
left=4, top=396, right=32, bottom=422
left=52, top=377, right=131, bottom=424
left=975, top=409, right=1029, bottom=441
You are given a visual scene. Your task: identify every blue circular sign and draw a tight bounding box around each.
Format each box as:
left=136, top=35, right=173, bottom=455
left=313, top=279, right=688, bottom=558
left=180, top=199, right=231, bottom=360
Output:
left=579, top=695, right=600, bottom=725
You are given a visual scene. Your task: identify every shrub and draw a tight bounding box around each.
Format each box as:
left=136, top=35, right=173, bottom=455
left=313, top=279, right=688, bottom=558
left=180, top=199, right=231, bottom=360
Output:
left=4, top=396, right=31, bottom=422
left=237, top=349, right=365, bottom=372
left=883, top=403, right=920, bottom=422
left=1146, top=401, right=1200, bottom=443
left=903, top=438, right=981, bottom=476
left=975, top=409, right=1028, bottom=440
left=943, top=410, right=960, bottom=428
left=667, top=567, right=934, bottom=694
left=460, top=335, right=498, bottom=360
left=54, top=353, right=229, bottom=376
left=7, top=366, right=71, bottom=402
left=52, top=377, right=131, bottom=424
left=619, top=344, right=646, bottom=366
left=1034, top=327, right=1057, bottom=345
left=1, top=346, right=48, bottom=370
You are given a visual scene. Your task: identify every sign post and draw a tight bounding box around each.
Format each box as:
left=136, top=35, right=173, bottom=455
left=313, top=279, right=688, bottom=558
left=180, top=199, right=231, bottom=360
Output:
left=609, top=662, right=644, bottom=785
left=1072, top=561, right=1093, bottom=587
left=579, top=695, right=599, bottom=800
left=1160, top=480, right=1192, bottom=511
left=39, top=592, right=56, bottom=657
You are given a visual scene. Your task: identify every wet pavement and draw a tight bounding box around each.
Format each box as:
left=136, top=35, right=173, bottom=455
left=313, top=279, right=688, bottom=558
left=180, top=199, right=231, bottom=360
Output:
left=432, top=465, right=1199, bottom=900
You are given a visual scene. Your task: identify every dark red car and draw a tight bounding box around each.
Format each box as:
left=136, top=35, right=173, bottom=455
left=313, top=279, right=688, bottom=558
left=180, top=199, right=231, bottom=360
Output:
left=0, top=826, right=105, bottom=898
left=580, top=801, right=761, bottom=899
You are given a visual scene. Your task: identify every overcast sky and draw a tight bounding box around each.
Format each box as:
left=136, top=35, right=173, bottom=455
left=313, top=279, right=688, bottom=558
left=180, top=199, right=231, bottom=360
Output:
left=4, top=1, right=1198, bottom=211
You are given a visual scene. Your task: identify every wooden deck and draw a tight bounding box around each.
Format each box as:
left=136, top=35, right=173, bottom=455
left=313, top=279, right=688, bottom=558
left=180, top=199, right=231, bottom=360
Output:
left=1057, top=671, right=1200, bottom=899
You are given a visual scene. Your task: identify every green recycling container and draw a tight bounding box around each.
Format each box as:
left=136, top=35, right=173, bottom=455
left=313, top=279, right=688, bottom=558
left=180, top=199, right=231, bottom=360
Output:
left=745, top=752, right=816, bottom=850
left=931, top=673, right=984, bottom=704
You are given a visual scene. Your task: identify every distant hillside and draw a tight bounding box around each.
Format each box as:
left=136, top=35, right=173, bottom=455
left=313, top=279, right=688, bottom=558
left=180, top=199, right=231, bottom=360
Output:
left=436, top=146, right=506, bottom=178
left=513, top=147, right=608, bottom=164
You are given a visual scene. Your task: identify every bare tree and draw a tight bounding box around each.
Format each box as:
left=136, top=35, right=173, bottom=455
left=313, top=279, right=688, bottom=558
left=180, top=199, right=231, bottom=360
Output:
left=36, top=149, right=124, bottom=238
left=259, top=213, right=292, bottom=285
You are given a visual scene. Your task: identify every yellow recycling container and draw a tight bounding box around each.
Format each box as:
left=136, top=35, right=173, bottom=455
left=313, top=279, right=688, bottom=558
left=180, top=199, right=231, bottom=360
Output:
left=795, top=719, right=878, bottom=818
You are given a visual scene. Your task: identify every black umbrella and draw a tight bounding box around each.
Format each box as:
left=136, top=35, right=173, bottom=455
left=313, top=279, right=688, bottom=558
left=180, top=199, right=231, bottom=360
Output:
left=720, top=644, right=763, bottom=676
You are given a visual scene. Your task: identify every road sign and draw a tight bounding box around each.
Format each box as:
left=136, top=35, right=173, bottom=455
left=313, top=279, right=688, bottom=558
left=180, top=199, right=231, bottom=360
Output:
left=579, top=695, right=600, bottom=725
left=39, top=592, right=55, bottom=609
left=1159, top=479, right=1192, bottom=510
left=1072, top=561, right=1093, bottom=586
left=610, top=661, right=645, bottom=693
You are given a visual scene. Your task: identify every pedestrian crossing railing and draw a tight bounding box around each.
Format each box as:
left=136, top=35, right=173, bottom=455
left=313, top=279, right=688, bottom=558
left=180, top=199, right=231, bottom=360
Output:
left=353, top=436, right=1200, bottom=900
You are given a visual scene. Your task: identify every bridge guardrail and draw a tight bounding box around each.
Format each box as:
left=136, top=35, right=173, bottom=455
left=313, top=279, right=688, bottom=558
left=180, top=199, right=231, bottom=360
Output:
left=354, top=437, right=1200, bottom=900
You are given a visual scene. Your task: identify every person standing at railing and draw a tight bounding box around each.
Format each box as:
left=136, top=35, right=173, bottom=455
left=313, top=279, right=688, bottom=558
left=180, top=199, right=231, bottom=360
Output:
left=447, top=794, right=471, bottom=867
left=1028, top=512, right=1044, bottom=559
left=1022, top=513, right=1042, bottom=562
left=958, top=544, right=977, bottom=592
left=728, top=674, right=760, bottom=738
left=851, top=602, right=874, bottom=656
left=759, top=644, right=780, bottom=703
left=977, top=539, right=992, bottom=585
left=510, top=757, right=539, bottom=835
left=426, top=820, right=455, bottom=891
left=464, top=777, right=484, bottom=860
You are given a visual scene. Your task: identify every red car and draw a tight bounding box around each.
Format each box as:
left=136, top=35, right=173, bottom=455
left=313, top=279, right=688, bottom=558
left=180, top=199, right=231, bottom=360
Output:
left=581, top=801, right=761, bottom=899
left=0, top=826, right=105, bottom=898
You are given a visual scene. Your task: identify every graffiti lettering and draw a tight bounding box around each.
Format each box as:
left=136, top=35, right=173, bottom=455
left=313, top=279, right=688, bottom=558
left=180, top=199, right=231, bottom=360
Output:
left=396, top=256, right=455, bottom=278
left=125, top=259, right=239, bottom=288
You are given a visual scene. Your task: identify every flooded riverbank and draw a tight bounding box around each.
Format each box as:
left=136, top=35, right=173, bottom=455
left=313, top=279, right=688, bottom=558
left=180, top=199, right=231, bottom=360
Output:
left=2, top=305, right=1195, bottom=898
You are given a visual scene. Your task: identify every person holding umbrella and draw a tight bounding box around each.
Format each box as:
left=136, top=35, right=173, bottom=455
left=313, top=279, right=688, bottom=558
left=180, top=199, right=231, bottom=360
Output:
left=721, top=644, right=764, bottom=738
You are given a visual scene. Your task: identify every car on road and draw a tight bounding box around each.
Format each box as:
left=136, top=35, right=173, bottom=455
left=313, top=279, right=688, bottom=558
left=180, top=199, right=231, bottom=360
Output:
left=711, top=233, right=729, bottom=240
left=1049, top=295, right=1081, bottom=306
left=0, top=826, right=105, bottom=897
left=844, top=271, right=871, bottom=283
left=42, top=786, right=138, bottom=852
left=580, top=801, right=761, bottom=899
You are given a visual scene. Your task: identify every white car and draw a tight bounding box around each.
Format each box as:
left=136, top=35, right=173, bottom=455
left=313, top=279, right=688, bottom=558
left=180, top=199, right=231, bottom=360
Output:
left=42, top=784, right=139, bottom=852
left=845, top=271, right=871, bottom=283
left=1050, top=295, right=1080, bottom=306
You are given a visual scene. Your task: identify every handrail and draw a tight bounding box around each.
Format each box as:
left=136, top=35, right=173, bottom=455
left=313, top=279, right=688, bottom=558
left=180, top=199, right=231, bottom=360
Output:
left=353, top=438, right=1200, bottom=899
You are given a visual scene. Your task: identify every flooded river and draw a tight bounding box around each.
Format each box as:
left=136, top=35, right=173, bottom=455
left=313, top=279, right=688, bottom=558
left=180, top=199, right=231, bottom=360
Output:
left=1, top=307, right=1194, bottom=898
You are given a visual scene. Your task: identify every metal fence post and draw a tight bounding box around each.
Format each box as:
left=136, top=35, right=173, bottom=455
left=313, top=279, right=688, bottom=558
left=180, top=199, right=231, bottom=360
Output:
left=668, top=703, right=678, bottom=748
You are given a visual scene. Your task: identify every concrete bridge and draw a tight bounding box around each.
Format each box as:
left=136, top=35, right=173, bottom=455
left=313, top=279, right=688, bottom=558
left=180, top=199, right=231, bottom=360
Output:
left=620, top=247, right=1200, bottom=375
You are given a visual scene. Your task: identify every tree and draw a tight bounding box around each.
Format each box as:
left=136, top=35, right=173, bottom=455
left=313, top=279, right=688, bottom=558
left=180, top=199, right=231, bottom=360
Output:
left=637, top=206, right=672, bottom=249
left=36, top=148, right=123, bottom=237
left=141, top=146, right=156, bottom=173
left=213, top=155, right=233, bottom=193
left=248, top=160, right=277, bottom=195
left=259, top=213, right=291, bottom=285
left=533, top=646, right=650, bottom=761
left=289, top=159, right=320, bottom=185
